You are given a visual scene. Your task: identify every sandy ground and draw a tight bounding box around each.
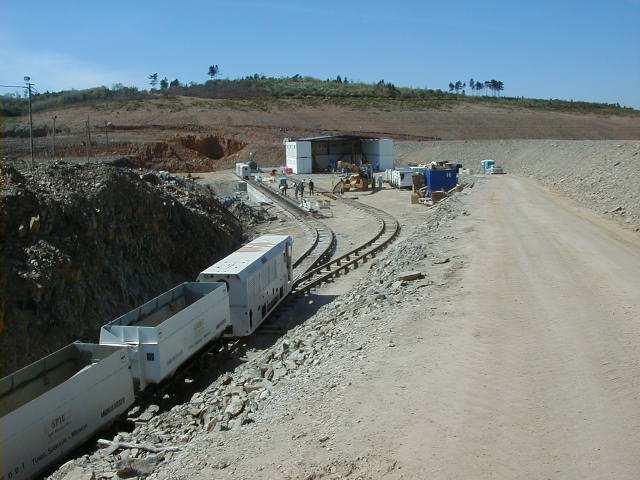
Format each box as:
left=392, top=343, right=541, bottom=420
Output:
left=396, top=139, right=640, bottom=231
left=145, top=174, right=640, bottom=480
left=392, top=175, right=640, bottom=478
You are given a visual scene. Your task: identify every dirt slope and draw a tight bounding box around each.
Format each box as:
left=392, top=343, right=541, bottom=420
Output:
left=398, top=139, right=640, bottom=230
left=6, top=97, right=640, bottom=168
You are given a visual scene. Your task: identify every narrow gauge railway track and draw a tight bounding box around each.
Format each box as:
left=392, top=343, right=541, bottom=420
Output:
left=144, top=183, right=398, bottom=398
left=291, top=192, right=400, bottom=295
left=146, top=179, right=340, bottom=398
left=246, top=178, right=336, bottom=278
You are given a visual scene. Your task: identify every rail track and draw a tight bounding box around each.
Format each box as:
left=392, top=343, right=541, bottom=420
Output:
left=291, top=193, right=400, bottom=295
left=246, top=175, right=400, bottom=296
left=246, top=178, right=336, bottom=278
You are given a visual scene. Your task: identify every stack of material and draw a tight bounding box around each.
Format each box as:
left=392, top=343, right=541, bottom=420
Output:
left=411, top=174, right=427, bottom=204
left=408, top=161, right=464, bottom=206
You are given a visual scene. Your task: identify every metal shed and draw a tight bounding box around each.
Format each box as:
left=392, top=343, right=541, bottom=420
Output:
left=285, top=135, right=394, bottom=174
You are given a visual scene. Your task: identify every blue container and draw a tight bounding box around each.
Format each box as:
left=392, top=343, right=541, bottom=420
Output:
left=424, top=168, right=458, bottom=194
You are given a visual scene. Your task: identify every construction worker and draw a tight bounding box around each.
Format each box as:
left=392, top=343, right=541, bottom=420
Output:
left=308, top=179, right=315, bottom=196
left=299, top=179, right=305, bottom=199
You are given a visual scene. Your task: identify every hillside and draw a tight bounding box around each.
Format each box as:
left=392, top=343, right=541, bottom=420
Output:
left=4, top=94, right=640, bottom=170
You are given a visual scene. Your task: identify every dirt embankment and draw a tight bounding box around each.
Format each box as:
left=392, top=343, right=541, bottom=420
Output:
left=0, top=162, right=244, bottom=376
left=397, top=139, right=640, bottom=231
left=5, top=97, right=640, bottom=169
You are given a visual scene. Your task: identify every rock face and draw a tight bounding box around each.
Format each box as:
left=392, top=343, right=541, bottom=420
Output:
left=0, top=162, right=243, bottom=376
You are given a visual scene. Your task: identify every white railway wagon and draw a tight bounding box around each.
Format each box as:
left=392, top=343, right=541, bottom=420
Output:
left=0, top=342, right=134, bottom=480
left=99, top=282, right=229, bottom=390
left=197, top=235, right=293, bottom=336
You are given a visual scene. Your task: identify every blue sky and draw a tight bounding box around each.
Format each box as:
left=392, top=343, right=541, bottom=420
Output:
left=2, top=0, right=639, bottom=107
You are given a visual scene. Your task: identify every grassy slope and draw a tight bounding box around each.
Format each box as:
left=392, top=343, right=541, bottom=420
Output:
left=23, top=95, right=640, bottom=140
left=4, top=76, right=638, bottom=119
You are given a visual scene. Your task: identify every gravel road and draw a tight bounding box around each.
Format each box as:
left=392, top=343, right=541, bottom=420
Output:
left=411, top=175, right=640, bottom=478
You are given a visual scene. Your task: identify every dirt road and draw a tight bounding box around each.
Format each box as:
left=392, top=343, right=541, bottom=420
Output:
left=382, top=175, right=639, bottom=479
left=268, top=175, right=640, bottom=479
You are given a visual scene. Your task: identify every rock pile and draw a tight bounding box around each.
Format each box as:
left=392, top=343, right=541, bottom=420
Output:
left=0, top=162, right=244, bottom=376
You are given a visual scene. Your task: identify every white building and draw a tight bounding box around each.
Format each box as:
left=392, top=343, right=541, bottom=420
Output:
left=285, top=135, right=394, bottom=174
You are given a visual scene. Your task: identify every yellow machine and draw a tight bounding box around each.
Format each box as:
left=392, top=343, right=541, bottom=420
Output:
left=332, top=163, right=374, bottom=193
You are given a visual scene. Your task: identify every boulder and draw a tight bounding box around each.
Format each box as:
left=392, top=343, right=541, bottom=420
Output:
left=396, top=271, right=425, bottom=282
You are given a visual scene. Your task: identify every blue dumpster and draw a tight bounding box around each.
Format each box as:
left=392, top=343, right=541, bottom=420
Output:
left=425, top=167, right=459, bottom=194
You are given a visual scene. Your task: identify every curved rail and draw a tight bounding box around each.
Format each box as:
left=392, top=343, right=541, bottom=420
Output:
left=292, top=194, right=400, bottom=295
left=246, top=178, right=336, bottom=277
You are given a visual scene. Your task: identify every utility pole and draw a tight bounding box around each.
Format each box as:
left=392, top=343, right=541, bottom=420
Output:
left=87, top=116, right=92, bottom=158
left=52, top=115, right=57, bottom=159
left=104, top=120, right=109, bottom=147
left=1, top=77, right=36, bottom=163
left=24, top=76, right=34, bottom=163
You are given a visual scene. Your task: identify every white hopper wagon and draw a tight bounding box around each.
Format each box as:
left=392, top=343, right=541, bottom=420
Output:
left=197, top=235, right=293, bottom=336
left=0, top=342, right=134, bottom=480
left=99, top=282, right=229, bottom=390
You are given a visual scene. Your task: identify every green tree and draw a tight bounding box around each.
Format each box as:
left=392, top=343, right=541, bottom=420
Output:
left=208, top=65, right=219, bottom=79
left=159, top=77, right=169, bottom=90
left=169, top=79, right=180, bottom=88
left=449, top=82, right=455, bottom=92
left=386, top=82, right=399, bottom=97
left=148, top=73, right=158, bottom=89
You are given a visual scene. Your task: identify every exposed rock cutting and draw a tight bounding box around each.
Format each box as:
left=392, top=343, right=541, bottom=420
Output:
left=0, top=162, right=244, bottom=376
